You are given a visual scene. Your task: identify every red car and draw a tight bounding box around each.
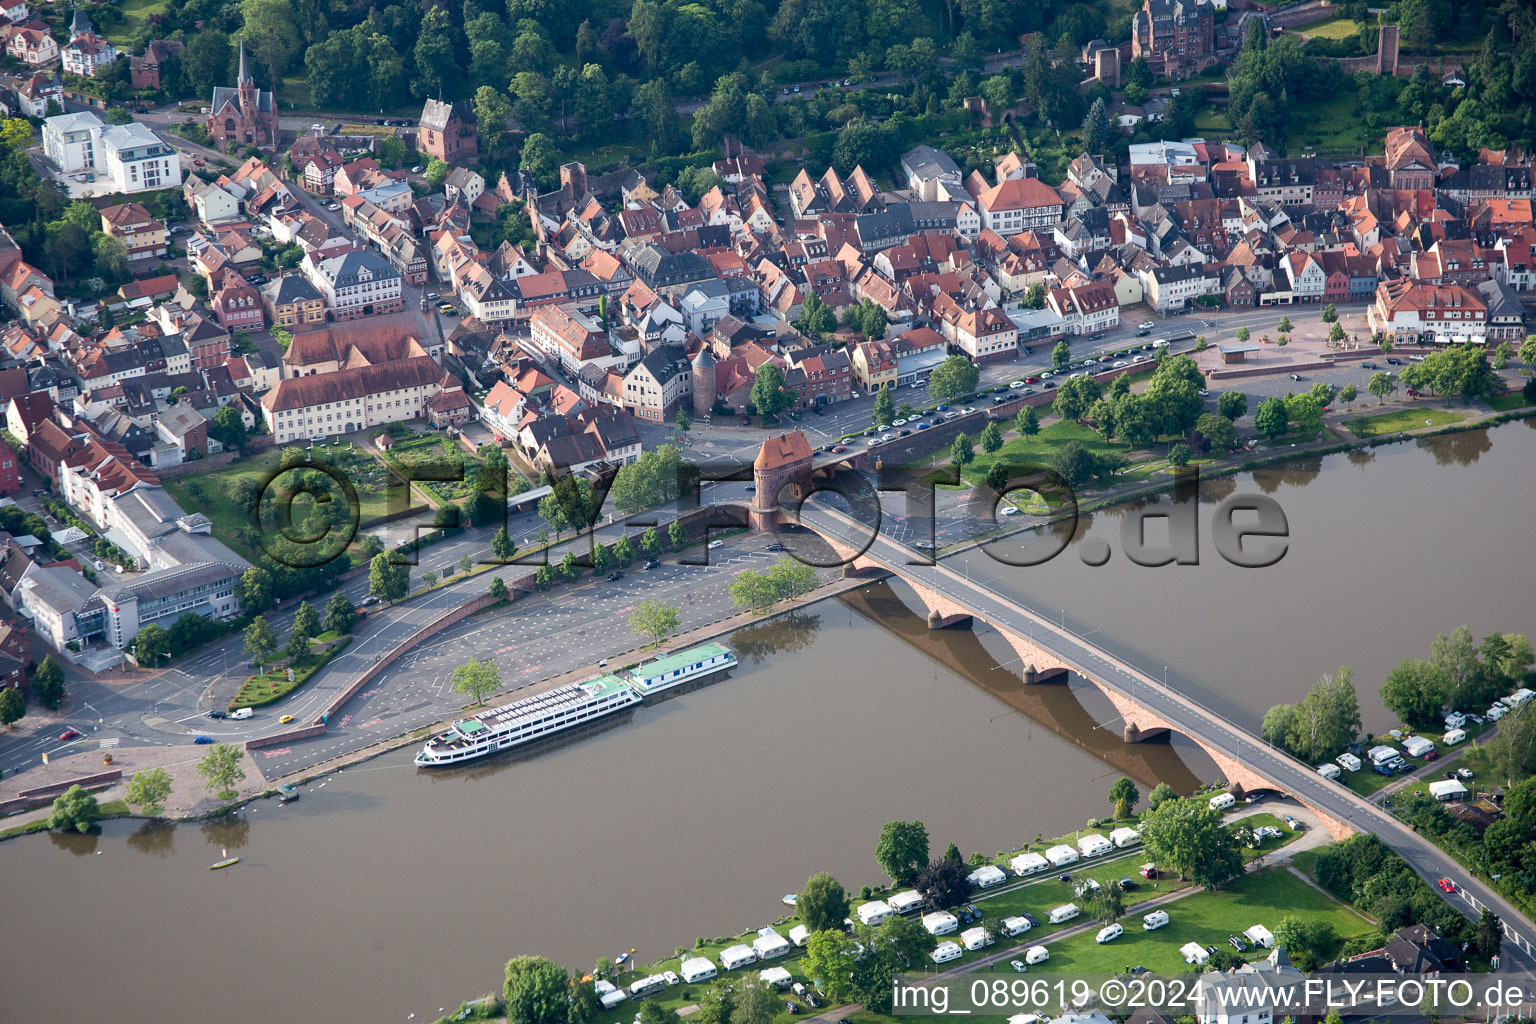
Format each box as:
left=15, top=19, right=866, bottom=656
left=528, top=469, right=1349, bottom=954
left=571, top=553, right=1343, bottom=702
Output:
left=1025, top=376, right=1040, bottom=383
left=58, top=728, right=81, bottom=741
left=1406, top=388, right=1423, bottom=397
left=1438, top=877, right=1456, bottom=893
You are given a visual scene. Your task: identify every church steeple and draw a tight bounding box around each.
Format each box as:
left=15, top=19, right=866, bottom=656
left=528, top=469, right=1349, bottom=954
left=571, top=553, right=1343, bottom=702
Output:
left=237, top=40, right=250, bottom=84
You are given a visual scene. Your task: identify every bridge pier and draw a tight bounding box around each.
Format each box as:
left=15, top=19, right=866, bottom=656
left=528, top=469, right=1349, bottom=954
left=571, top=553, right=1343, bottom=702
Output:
left=1124, top=724, right=1172, bottom=743
left=927, top=611, right=974, bottom=630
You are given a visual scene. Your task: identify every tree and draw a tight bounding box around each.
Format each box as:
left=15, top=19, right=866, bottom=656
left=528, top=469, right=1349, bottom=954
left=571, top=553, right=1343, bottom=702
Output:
left=1109, top=777, right=1139, bottom=818
left=1368, top=370, right=1397, bottom=405
left=1053, top=375, right=1103, bottom=422
left=241, top=0, right=302, bottom=83
left=473, top=85, right=516, bottom=160
left=729, top=570, right=780, bottom=613
left=1493, top=340, right=1512, bottom=370
left=287, top=600, right=319, bottom=659
left=1278, top=314, right=1293, bottom=334
left=1087, top=884, right=1125, bottom=925
left=1378, top=335, right=1394, bottom=354
left=798, top=871, right=850, bottom=933
left=590, top=543, right=610, bottom=575
left=668, top=520, right=688, bottom=549
left=630, top=599, right=682, bottom=646
left=915, top=853, right=971, bottom=909
left=1194, top=413, right=1236, bottom=451
left=1380, top=659, right=1449, bottom=728
left=1274, top=916, right=1339, bottom=971
left=640, top=528, right=661, bottom=558
left=534, top=565, right=555, bottom=591
left=125, top=766, right=172, bottom=814
left=48, top=785, right=99, bottom=833
left=872, top=384, right=895, bottom=425
left=1473, top=909, right=1503, bottom=961
left=0, top=685, right=22, bottom=726
left=1235, top=326, right=1251, bottom=344
left=750, top=363, right=794, bottom=421
left=803, top=930, right=859, bottom=1002
left=1263, top=669, right=1362, bottom=763
left=240, top=566, right=275, bottom=613
left=731, top=976, right=778, bottom=1024
left=950, top=433, right=975, bottom=466
left=489, top=576, right=509, bottom=603
left=503, top=956, right=570, bottom=1024
left=1254, top=396, right=1289, bottom=439
left=674, top=408, right=692, bottom=434
left=132, top=622, right=172, bottom=668
left=1329, top=322, right=1347, bottom=346
left=794, top=291, right=837, bottom=338
left=321, top=592, right=356, bottom=636
left=1081, top=96, right=1109, bottom=151
left=1322, top=303, right=1338, bottom=323
left=1139, top=796, right=1242, bottom=887
left=196, top=743, right=246, bottom=798
left=538, top=494, right=569, bottom=540
left=243, top=615, right=276, bottom=665
left=929, top=355, right=980, bottom=401
left=451, top=658, right=501, bottom=707
left=210, top=406, right=249, bottom=452
left=1148, top=781, right=1176, bottom=810
left=1023, top=283, right=1045, bottom=309
left=980, top=421, right=1003, bottom=453
left=875, top=819, right=929, bottom=885
left=1520, top=336, right=1536, bottom=368
left=369, top=552, right=410, bottom=603
left=520, top=134, right=561, bottom=190
left=1052, top=340, right=1072, bottom=372
left=1016, top=406, right=1040, bottom=436
left=1339, top=383, right=1358, bottom=410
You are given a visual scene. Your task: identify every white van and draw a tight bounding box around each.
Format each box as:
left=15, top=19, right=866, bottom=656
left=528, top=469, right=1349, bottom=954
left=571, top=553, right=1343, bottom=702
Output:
left=1142, top=910, right=1169, bottom=931
left=1443, top=727, right=1467, bottom=745
left=1025, top=945, right=1050, bottom=965
left=1048, top=903, right=1080, bottom=925
left=1316, top=763, right=1342, bottom=780
left=1208, top=792, right=1235, bottom=811
left=229, top=707, right=254, bottom=720
left=1095, top=923, right=1124, bottom=944
left=931, top=941, right=962, bottom=964
left=1408, top=353, right=1427, bottom=362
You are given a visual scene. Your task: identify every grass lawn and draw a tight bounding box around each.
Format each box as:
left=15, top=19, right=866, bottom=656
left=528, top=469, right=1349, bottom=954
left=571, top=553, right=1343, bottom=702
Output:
left=1486, top=392, right=1533, bottom=412
left=231, top=634, right=351, bottom=710
left=1287, top=93, right=1372, bottom=155
left=380, top=433, right=488, bottom=506
left=1294, top=15, right=1361, bottom=38
left=1343, top=407, right=1467, bottom=438
left=961, top=420, right=1131, bottom=486
left=1194, top=104, right=1232, bottom=134
left=105, top=0, right=169, bottom=45
left=162, top=441, right=404, bottom=558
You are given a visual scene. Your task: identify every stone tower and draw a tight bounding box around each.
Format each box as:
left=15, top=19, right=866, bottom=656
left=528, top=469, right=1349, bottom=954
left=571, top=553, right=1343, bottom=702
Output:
left=236, top=41, right=256, bottom=114
left=690, top=346, right=716, bottom=418
left=750, top=431, right=814, bottom=532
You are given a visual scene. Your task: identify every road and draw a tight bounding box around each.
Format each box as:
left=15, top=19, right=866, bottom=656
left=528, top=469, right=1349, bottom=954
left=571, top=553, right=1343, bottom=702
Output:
left=796, top=497, right=1536, bottom=967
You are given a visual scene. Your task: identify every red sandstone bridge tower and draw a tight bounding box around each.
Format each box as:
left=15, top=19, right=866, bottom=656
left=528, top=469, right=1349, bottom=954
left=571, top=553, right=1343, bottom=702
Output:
left=749, top=431, right=814, bottom=532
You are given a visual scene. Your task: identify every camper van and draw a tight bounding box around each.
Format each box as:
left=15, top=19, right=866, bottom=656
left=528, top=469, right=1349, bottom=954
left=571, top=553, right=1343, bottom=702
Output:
left=1048, top=903, right=1080, bottom=925
left=719, top=945, right=758, bottom=970
left=1244, top=925, right=1275, bottom=949
left=1077, top=834, right=1113, bottom=858
left=1336, top=753, right=1362, bottom=772
left=1208, top=792, right=1235, bottom=812
left=1142, top=910, right=1169, bottom=931
left=1095, top=923, right=1124, bottom=944
left=1367, top=744, right=1399, bottom=766
left=1181, top=942, right=1211, bottom=965
left=931, top=941, right=963, bottom=964
left=923, top=911, right=959, bottom=936
left=968, top=864, right=1008, bottom=889
left=630, top=976, right=668, bottom=998
left=1509, top=688, right=1535, bottom=708
left=1403, top=735, right=1436, bottom=758
left=1109, top=827, right=1141, bottom=848
left=759, top=967, right=793, bottom=989
left=1001, top=916, right=1032, bottom=937
left=1443, top=727, right=1467, bottom=746
left=856, top=900, right=893, bottom=926
left=680, top=958, right=717, bottom=984
left=1044, top=844, right=1079, bottom=867
left=1010, top=852, right=1049, bottom=876
left=961, top=926, right=993, bottom=951
left=1316, top=763, right=1342, bottom=780
left=1025, top=945, right=1050, bottom=965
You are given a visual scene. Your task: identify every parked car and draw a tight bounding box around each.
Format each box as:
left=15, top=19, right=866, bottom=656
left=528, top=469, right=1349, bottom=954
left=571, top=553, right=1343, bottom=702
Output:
left=1289, top=373, right=1303, bottom=381
left=607, top=571, right=625, bottom=581
left=1458, top=768, right=1475, bottom=779
left=1010, top=960, right=1028, bottom=973
left=1406, top=388, right=1424, bottom=397
left=644, top=559, right=660, bottom=570
left=1117, top=877, right=1138, bottom=892
left=1360, top=361, right=1378, bottom=369
left=1229, top=935, right=1248, bottom=952
left=208, top=710, right=227, bottom=719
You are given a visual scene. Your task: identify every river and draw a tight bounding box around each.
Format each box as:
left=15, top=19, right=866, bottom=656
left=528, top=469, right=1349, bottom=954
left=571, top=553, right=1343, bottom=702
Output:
left=2, top=422, right=1534, bottom=1024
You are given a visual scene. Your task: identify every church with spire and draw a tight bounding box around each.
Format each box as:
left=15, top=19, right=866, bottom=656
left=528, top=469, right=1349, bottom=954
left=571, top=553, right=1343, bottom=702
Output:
left=207, top=43, right=279, bottom=151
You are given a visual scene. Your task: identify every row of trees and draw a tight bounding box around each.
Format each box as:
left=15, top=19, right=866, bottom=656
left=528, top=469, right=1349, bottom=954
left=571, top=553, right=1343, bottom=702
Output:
left=1261, top=668, right=1363, bottom=765
left=1380, top=627, right=1533, bottom=728
left=728, top=558, right=819, bottom=613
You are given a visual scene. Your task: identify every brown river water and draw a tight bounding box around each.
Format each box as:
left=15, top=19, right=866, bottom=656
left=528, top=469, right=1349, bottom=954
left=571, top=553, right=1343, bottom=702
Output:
left=2, top=423, right=1533, bottom=1024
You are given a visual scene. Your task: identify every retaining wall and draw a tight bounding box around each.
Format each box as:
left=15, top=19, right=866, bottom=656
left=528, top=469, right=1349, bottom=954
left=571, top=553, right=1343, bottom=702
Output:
left=0, top=769, right=124, bottom=815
